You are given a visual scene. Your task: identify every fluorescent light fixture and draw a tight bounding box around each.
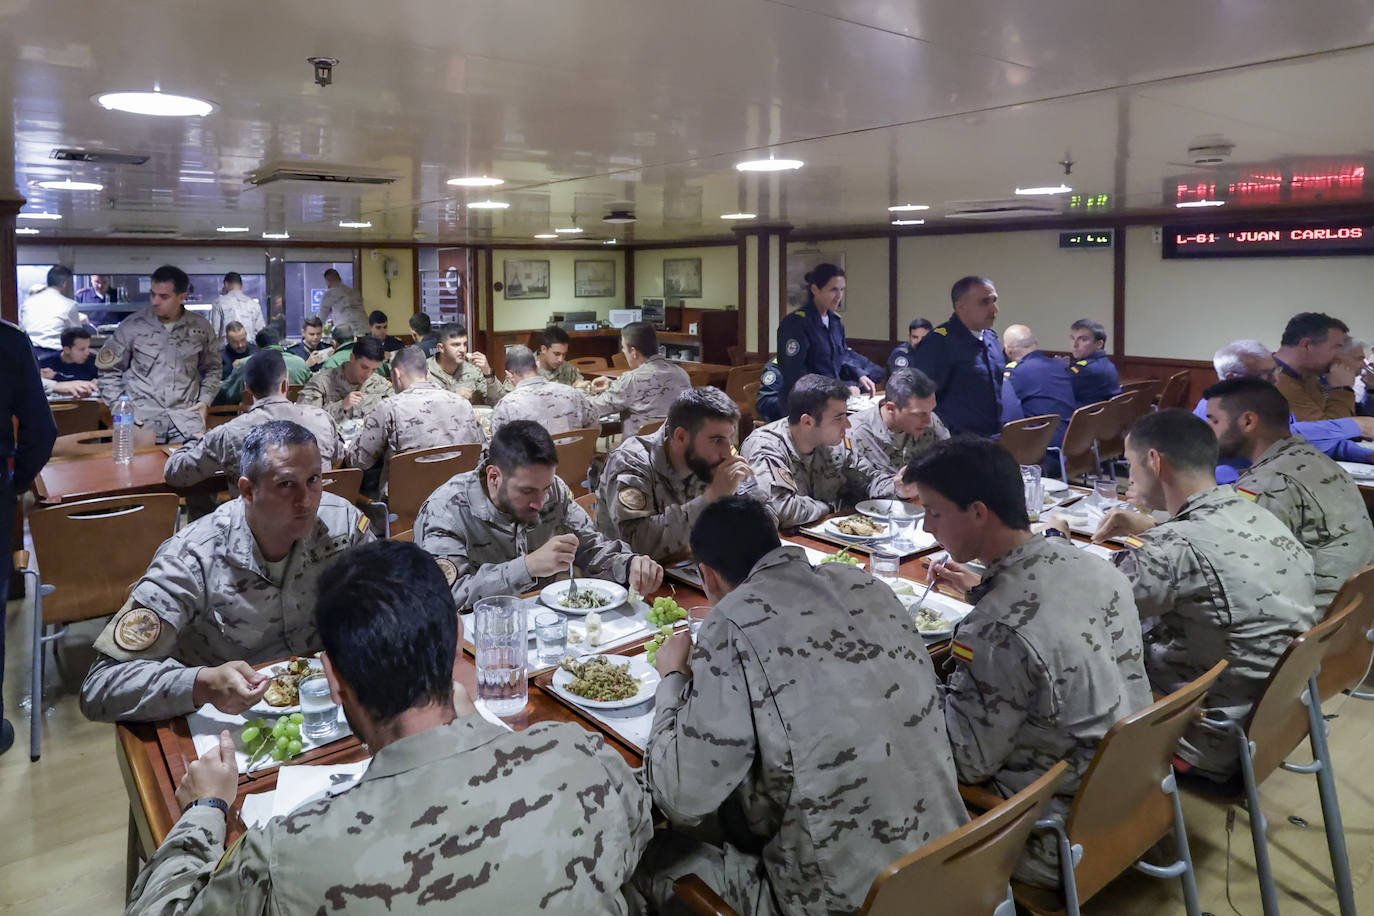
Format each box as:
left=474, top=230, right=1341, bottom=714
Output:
left=1014, top=184, right=1073, bottom=195
left=554, top=227, right=583, bottom=234
left=338, top=220, right=372, bottom=228
left=735, top=156, right=803, bottom=173
left=262, top=231, right=291, bottom=239
left=18, top=211, right=62, bottom=220
left=36, top=179, right=103, bottom=191
left=533, top=233, right=558, bottom=239
left=16, top=227, right=40, bottom=235
left=891, top=219, right=926, bottom=226
left=467, top=200, right=509, bottom=210
left=94, top=90, right=215, bottom=117
left=216, top=225, right=250, bottom=233
left=1176, top=199, right=1226, bottom=208
left=720, top=212, right=757, bottom=220
left=447, top=175, right=504, bottom=187
left=888, top=204, right=930, bottom=212
left=179, top=175, right=217, bottom=184
left=604, top=238, right=617, bottom=245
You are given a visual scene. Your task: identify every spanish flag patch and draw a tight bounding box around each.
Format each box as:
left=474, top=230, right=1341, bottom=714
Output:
left=1236, top=487, right=1259, bottom=502
left=1123, top=535, right=1146, bottom=549
left=357, top=515, right=370, bottom=533
left=951, top=641, right=974, bottom=664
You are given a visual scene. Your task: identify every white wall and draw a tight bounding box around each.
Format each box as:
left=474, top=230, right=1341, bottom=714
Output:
left=633, top=245, right=737, bottom=307
left=491, top=249, right=626, bottom=331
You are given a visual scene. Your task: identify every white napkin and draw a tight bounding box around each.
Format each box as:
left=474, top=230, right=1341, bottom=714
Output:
left=187, top=704, right=351, bottom=774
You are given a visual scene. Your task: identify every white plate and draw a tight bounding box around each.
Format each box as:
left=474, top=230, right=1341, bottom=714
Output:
left=823, top=516, right=889, bottom=542
left=1337, top=460, right=1374, bottom=481
left=539, top=579, right=629, bottom=616
left=550, top=655, right=659, bottom=710
left=856, top=499, right=925, bottom=521
left=1044, top=478, right=1069, bottom=494
left=248, top=658, right=323, bottom=716
left=895, top=589, right=974, bottom=640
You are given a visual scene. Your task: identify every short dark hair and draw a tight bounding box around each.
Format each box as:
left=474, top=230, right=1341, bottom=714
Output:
left=950, top=275, right=994, bottom=305
left=255, top=327, right=281, bottom=348
left=504, top=344, right=537, bottom=374
left=1280, top=312, right=1349, bottom=348
left=60, top=327, right=91, bottom=348
left=883, top=367, right=936, bottom=408
left=223, top=271, right=243, bottom=286
left=1202, top=378, right=1292, bottom=430
left=541, top=325, right=571, bottom=348
left=240, top=420, right=318, bottom=481
left=47, top=265, right=73, bottom=288
left=1071, top=319, right=1107, bottom=344
left=390, top=344, right=428, bottom=377
left=315, top=541, right=457, bottom=724
left=408, top=312, right=432, bottom=335
left=323, top=268, right=341, bottom=281
left=622, top=321, right=658, bottom=357
left=1126, top=409, right=1218, bottom=473
left=909, top=318, right=934, bottom=332
left=225, top=320, right=246, bottom=334
left=488, top=420, right=558, bottom=474
left=787, top=373, right=850, bottom=425
left=352, top=336, right=386, bottom=362
left=244, top=349, right=288, bottom=398
left=368, top=310, right=387, bottom=326
left=689, top=495, right=781, bottom=587
left=437, top=321, right=467, bottom=341
left=666, top=386, right=739, bottom=438
left=303, top=316, right=324, bottom=331
left=904, top=437, right=1030, bottom=530
left=151, top=264, right=190, bottom=294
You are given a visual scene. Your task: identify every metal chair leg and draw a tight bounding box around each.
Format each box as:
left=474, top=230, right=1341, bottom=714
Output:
left=1231, top=723, right=1281, bottom=916
left=26, top=569, right=42, bottom=762
left=1166, top=770, right=1202, bottom=916
left=1304, top=673, right=1357, bottom=916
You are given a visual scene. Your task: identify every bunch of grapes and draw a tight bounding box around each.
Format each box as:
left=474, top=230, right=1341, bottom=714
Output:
left=647, top=596, right=685, bottom=626
left=644, top=625, right=675, bottom=666
left=241, top=714, right=306, bottom=766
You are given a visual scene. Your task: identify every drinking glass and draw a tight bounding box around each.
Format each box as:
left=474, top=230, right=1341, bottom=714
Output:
left=534, top=611, right=568, bottom=665
left=473, top=595, right=527, bottom=717
left=1094, top=476, right=1119, bottom=507
left=298, top=674, right=339, bottom=740
left=889, top=512, right=920, bottom=552
left=1020, top=464, right=1044, bottom=521
left=870, top=549, right=900, bottom=583
left=687, top=605, right=711, bottom=640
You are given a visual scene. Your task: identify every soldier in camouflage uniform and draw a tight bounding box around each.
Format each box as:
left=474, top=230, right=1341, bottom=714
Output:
left=427, top=321, right=505, bottom=405
left=491, top=344, right=598, bottom=436
left=415, top=420, right=662, bottom=609
left=96, top=264, right=221, bottom=444
left=586, top=322, right=691, bottom=438
left=1110, top=410, right=1317, bottom=780
left=315, top=268, right=368, bottom=340
left=740, top=374, right=892, bottom=528
left=906, top=438, right=1151, bottom=886
left=1204, top=378, right=1374, bottom=611
left=344, top=346, right=485, bottom=495
left=533, top=324, right=585, bottom=386
left=848, top=367, right=949, bottom=483
left=297, top=335, right=392, bottom=422
left=164, top=351, right=342, bottom=489
left=81, top=422, right=375, bottom=723
left=123, top=540, right=652, bottom=916
left=635, top=497, right=967, bottom=915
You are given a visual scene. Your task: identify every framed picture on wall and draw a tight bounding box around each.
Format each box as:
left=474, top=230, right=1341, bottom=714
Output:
left=663, top=257, right=702, bottom=298
left=503, top=259, right=550, bottom=300
left=787, top=249, right=847, bottom=311
left=574, top=259, right=616, bottom=297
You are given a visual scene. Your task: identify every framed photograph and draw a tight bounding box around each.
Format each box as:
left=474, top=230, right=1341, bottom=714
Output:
left=574, top=259, right=616, bottom=298
left=787, top=249, right=847, bottom=311
left=503, top=259, right=550, bottom=300
left=663, top=257, right=702, bottom=298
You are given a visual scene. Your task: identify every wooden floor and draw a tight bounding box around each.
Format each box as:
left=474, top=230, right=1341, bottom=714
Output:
left=3, top=573, right=1373, bottom=913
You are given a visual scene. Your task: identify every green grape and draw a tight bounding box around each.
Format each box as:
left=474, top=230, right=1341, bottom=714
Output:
left=251, top=718, right=268, bottom=729
left=286, top=739, right=303, bottom=756
left=271, top=744, right=289, bottom=761
left=272, top=720, right=287, bottom=738
left=283, top=721, right=300, bottom=739
left=290, top=712, right=304, bottom=723
left=240, top=726, right=260, bottom=746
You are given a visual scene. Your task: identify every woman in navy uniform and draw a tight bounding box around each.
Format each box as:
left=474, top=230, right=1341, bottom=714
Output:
left=775, top=264, right=877, bottom=403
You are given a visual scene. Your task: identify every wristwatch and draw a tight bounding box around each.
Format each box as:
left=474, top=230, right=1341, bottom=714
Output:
left=186, top=797, right=230, bottom=816
left=1042, top=527, right=1068, bottom=540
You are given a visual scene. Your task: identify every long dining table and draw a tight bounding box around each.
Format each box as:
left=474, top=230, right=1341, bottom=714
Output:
left=32, top=443, right=225, bottom=504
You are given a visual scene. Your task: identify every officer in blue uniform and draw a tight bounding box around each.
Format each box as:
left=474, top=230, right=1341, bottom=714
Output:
left=756, top=357, right=784, bottom=423
left=776, top=263, right=877, bottom=403
left=887, top=318, right=932, bottom=379
left=1, top=320, right=58, bottom=755
left=1000, top=324, right=1076, bottom=446
left=1068, top=318, right=1121, bottom=406
left=908, top=276, right=1006, bottom=436
left=844, top=347, right=886, bottom=388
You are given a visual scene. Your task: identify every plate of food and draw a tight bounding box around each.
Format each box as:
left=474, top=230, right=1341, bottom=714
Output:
left=823, top=514, right=889, bottom=541
left=539, top=579, right=629, bottom=616
left=855, top=499, right=925, bottom=521
left=889, top=587, right=974, bottom=641
left=550, top=655, right=659, bottom=710
left=250, top=657, right=320, bottom=715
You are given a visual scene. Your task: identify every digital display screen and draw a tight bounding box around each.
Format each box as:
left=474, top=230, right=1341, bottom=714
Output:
left=1162, top=221, right=1374, bottom=259
left=1059, top=230, right=1113, bottom=248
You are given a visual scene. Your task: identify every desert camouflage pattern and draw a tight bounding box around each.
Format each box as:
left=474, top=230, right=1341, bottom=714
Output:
left=586, top=355, right=691, bottom=438
left=97, top=306, right=221, bottom=443
left=316, top=285, right=368, bottom=339
left=846, top=403, right=950, bottom=480
left=124, top=716, right=653, bottom=916
left=208, top=289, right=264, bottom=341
left=344, top=380, right=486, bottom=493
left=415, top=464, right=635, bottom=609
left=944, top=534, right=1152, bottom=885
left=79, top=493, right=374, bottom=722
left=540, top=360, right=583, bottom=386
left=297, top=363, right=393, bottom=422
left=1233, top=435, right=1374, bottom=611
left=427, top=355, right=505, bottom=406
left=740, top=418, right=888, bottom=528
left=491, top=376, right=599, bottom=437
left=637, top=546, right=967, bottom=915
left=1112, top=486, right=1317, bottom=778
left=163, top=395, right=343, bottom=488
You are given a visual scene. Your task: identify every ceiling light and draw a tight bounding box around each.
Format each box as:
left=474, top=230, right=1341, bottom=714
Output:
left=179, top=175, right=216, bottom=184
left=735, top=156, right=804, bottom=172
left=554, top=227, right=583, bottom=234
left=533, top=233, right=558, bottom=239
left=888, top=204, right=930, bottom=212
left=262, top=231, right=291, bottom=239
left=16, top=227, right=40, bottom=235
left=338, top=220, right=371, bottom=228
left=891, top=219, right=926, bottom=226
left=447, top=175, right=504, bottom=187
left=216, top=225, right=250, bottom=233
left=1176, top=199, right=1226, bottom=208
left=467, top=200, right=510, bottom=210
left=721, top=212, right=757, bottom=220
left=94, top=90, right=215, bottom=117
left=36, top=179, right=103, bottom=191
left=1014, top=184, right=1073, bottom=196
left=604, top=238, right=617, bottom=245
left=18, top=211, right=62, bottom=220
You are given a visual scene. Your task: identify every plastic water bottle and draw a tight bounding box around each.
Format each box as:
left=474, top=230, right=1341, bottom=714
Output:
left=113, top=395, right=135, bottom=465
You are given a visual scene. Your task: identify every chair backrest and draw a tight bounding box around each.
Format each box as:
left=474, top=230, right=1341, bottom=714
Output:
left=50, top=427, right=157, bottom=459
left=206, top=405, right=241, bottom=429
left=574, top=492, right=597, bottom=521
left=551, top=426, right=600, bottom=497
left=637, top=419, right=665, bottom=437
left=319, top=467, right=363, bottom=504
left=611, top=352, right=629, bottom=369
left=1095, top=390, right=1149, bottom=463
left=1157, top=370, right=1192, bottom=411
left=49, top=400, right=103, bottom=437
left=570, top=356, right=608, bottom=372
left=27, top=494, right=181, bottom=625
left=389, top=528, right=414, bottom=543
left=682, top=363, right=712, bottom=388
left=1060, top=401, right=1111, bottom=480
left=239, top=387, right=255, bottom=408
left=1060, top=660, right=1229, bottom=903
left=1315, top=565, right=1374, bottom=699
left=1119, top=378, right=1163, bottom=404
left=725, top=364, right=765, bottom=402
left=387, top=443, right=484, bottom=533
left=286, top=384, right=303, bottom=402
left=998, top=414, right=1061, bottom=467
left=860, top=761, right=1070, bottom=916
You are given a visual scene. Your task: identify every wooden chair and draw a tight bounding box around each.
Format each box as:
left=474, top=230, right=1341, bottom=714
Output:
left=206, top=404, right=240, bottom=429
left=725, top=364, right=765, bottom=402
left=50, top=427, right=156, bottom=459
left=1094, top=389, right=1151, bottom=473
left=637, top=419, right=665, bottom=437
left=1119, top=378, right=1163, bottom=404
left=682, top=363, right=712, bottom=388
left=385, top=443, right=483, bottom=535
left=570, top=356, right=608, bottom=373
left=1156, top=370, right=1191, bottom=411
left=389, top=528, right=414, bottom=543
left=1315, top=564, right=1374, bottom=699
left=22, top=494, right=181, bottom=760
left=611, top=352, right=629, bottom=370
left=552, top=427, right=600, bottom=497
left=49, top=400, right=103, bottom=436
left=1046, top=402, right=1110, bottom=482
left=1001, top=661, right=1228, bottom=916
left=239, top=388, right=256, bottom=408
left=320, top=467, right=364, bottom=504
left=742, top=380, right=764, bottom=430
left=574, top=492, right=597, bottom=521
left=286, top=384, right=303, bottom=402
left=998, top=415, right=1061, bottom=467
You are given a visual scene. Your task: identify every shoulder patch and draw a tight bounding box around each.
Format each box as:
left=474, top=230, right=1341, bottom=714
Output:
left=774, top=466, right=796, bottom=490
left=113, top=607, right=162, bottom=652
left=1123, top=534, right=1147, bottom=549
left=435, top=557, right=458, bottom=585
left=951, top=640, right=974, bottom=664
left=761, top=369, right=778, bottom=386
left=95, top=346, right=119, bottom=370
left=1075, top=359, right=1089, bottom=366
left=1236, top=487, right=1259, bottom=502
left=617, top=487, right=648, bottom=511
left=893, top=356, right=908, bottom=368
left=933, top=327, right=948, bottom=336
left=792, top=308, right=806, bottom=317
left=356, top=515, right=370, bottom=533
left=784, top=338, right=801, bottom=357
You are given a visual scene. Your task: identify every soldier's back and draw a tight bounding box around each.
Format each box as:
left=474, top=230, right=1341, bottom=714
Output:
left=387, top=384, right=484, bottom=453
left=493, top=376, right=595, bottom=436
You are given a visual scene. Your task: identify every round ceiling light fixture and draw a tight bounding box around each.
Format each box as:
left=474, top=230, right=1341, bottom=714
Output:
left=888, top=204, right=930, bottom=212
left=36, top=179, right=103, bottom=191
left=1014, top=184, right=1073, bottom=196
left=735, top=156, right=804, bottom=172
left=467, top=200, right=510, bottom=210
left=720, top=212, right=757, bottom=220
left=447, top=175, right=504, bottom=187
left=94, top=90, right=215, bottom=117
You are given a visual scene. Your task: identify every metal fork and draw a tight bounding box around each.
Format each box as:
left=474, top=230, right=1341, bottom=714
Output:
left=566, top=559, right=578, bottom=599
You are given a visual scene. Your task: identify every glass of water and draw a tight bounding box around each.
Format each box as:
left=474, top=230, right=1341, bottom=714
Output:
left=870, top=549, right=901, bottom=583
left=298, top=674, right=339, bottom=741
left=687, top=605, right=711, bottom=639
left=534, top=611, right=568, bottom=665
left=889, top=512, right=920, bottom=552
left=1020, top=464, right=1044, bottom=521
left=1094, top=476, right=1119, bottom=506
left=473, top=595, right=527, bottom=717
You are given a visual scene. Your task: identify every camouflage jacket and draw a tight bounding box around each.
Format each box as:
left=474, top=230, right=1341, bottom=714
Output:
left=847, top=403, right=949, bottom=480
left=123, top=715, right=653, bottom=916
left=163, top=395, right=343, bottom=488
left=96, top=306, right=221, bottom=443
left=415, top=465, right=635, bottom=610
left=491, top=375, right=599, bottom=437
left=427, top=355, right=505, bottom=406
left=316, top=285, right=368, bottom=338
left=208, top=289, right=264, bottom=341
left=643, top=546, right=967, bottom=914
left=297, top=364, right=393, bottom=422
left=1234, top=436, right=1374, bottom=611
left=740, top=418, right=888, bottom=528
left=540, top=360, right=583, bottom=386
left=344, top=380, right=486, bottom=492
left=586, top=355, right=691, bottom=438
left=1113, top=486, right=1317, bottom=778
left=79, top=494, right=374, bottom=722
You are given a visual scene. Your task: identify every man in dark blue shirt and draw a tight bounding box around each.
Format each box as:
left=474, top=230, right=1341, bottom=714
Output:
left=887, top=318, right=933, bottom=379
left=908, top=276, right=1005, bottom=436
left=1000, top=324, right=1076, bottom=446
left=37, top=327, right=97, bottom=382
left=1068, top=319, right=1121, bottom=406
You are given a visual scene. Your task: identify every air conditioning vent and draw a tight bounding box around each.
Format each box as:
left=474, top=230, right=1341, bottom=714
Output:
left=245, top=161, right=398, bottom=189
left=52, top=147, right=150, bottom=165
left=944, top=198, right=1063, bottom=220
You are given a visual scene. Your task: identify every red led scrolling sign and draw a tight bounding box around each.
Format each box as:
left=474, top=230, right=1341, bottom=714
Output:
left=1162, top=221, right=1374, bottom=258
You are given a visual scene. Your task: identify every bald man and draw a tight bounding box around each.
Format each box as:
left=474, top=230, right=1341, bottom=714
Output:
left=1000, top=324, right=1076, bottom=442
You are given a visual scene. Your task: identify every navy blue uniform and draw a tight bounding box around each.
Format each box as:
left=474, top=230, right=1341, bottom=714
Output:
left=1068, top=350, right=1120, bottom=406
left=756, top=358, right=784, bottom=423
left=288, top=340, right=329, bottom=370
left=1001, top=350, right=1077, bottom=445
left=221, top=342, right=259, bottom=380
left=887, top=341, right=918, bottom=379
left=38, top=352, right=97, bottom=382
left=844, top=348, right=885, bottom=387
left=776, top=302, right=861, bottom=400
left=908, top=313, right=1006, bottom=436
